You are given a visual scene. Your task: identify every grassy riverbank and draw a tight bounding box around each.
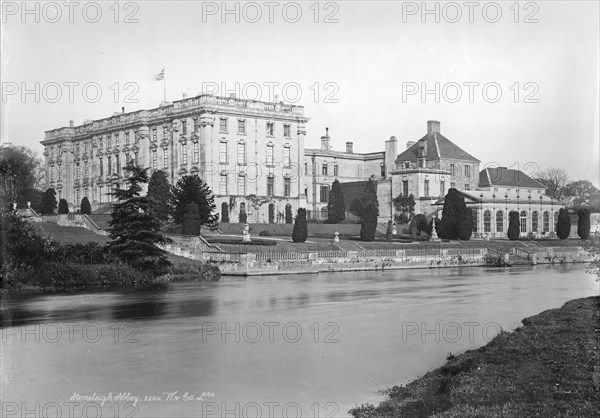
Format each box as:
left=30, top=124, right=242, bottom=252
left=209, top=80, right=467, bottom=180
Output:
left=350, top=296, right=600, bottom=417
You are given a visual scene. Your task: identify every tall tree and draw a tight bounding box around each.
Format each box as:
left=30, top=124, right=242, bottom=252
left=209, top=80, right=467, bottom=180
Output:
left=0, top=145, right=40, bottom=209
left=182, top=203, right=201, bottom=235
left=39, top=188, right=57, bottom=215
left=80, top=197, right=91, bottom=214
left=507, top=211, right=520, bottom=240
left=58, top=199, right=69, bottom=214
left=536, top=168, right=569, bottom=200
left=556, top=208, right=571, bottom=239
left=292, top=208, right=308, bottom=243
left=171, top=175, right=219, bottom=229
left=147, top=170, right=171, bottom=222
left=562, top=180, right=600, bottom=209
left=360, top=203, right=378, bottom=242
left=393, top=194, right=416, bottom=224
left=107, top=161, right=171, bottom=275
left=437, top=189, right=471, bottom=240
left=359, top=177, right=379, bottom=217
left=326, top=179, right=346, bottom=224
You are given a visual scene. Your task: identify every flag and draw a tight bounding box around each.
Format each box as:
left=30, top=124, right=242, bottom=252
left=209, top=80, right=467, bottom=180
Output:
left=154, top=68, right=165, bottom=81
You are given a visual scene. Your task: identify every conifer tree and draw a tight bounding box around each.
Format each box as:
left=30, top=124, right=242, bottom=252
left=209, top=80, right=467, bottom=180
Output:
left=556, top=208, right=571, bottom=239
left=171, top=175, right=219, bottom=229
left=147, top=170, right=171, bottom=222
left=360, top=203, right=378, bottom=242
left=182, top=203, right=202, bottom=235
left=80, top=197, right=91, bottom=214
left=58, top=199, right=69, bottom=214
left=359, top=178, right=379, bottom=217
left=326, top=179, right=346, bottom=224
left=39, top=188, right=57, bottom=215
left=292, top=208, right=308, bottom=243
left=577, top=208, right=590, bottom=240
left=507, top=210, right=520, bottom=240
left=437, top=189, right=471, bottom=240
left=107, top=161, right=171, bottom=275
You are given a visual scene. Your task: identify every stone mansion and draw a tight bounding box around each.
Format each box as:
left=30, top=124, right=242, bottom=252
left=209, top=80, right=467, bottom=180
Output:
left=41, top=94, right=562, bottom=237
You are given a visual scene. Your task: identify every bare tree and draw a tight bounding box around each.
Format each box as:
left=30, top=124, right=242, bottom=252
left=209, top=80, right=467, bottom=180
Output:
left=536, top=168, right=570, bottom=200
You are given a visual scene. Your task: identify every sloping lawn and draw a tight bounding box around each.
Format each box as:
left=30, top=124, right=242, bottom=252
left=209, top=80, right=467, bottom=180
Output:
left=35, top=222, right=110, bottom=244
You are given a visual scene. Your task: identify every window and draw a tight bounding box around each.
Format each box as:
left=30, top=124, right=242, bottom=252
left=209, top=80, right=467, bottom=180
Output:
left=163, top=148, right=168, bottom=169
left=543, top=212, right=550, bottom=232
left=116, top=155, right=121, bottom=175
left=237, top=119, right=245, bottom=135
left=125, top=132, right=130, bottom=146
left=520, top=211, right=527, bottom=233
left=494, top=188, right=498, bottom=192
left=181, top=120, right=187, bottom=135
left=193, top=142, right=199, bottom=163
left=451, top=182, right=456, bottom=189
left=266, top=144, right=274, bottom=166
left=284, top=124, right=290, bottom=137
left=163, top=126, right=168, bottom=140
left=220, top=118, right=228, bottom=133
left=193, top=118, right=199, bottom=132
left=554, top=212, right=558, bottom=232
left=76, top=188, right=80, bottom=203
left=219, top=142, right=228, bottom=164
left=76, top=143, right=80, bottom=155
left=440, top=181, right=445, bottom=196
left=404, top=162, right=410, bottom=169
left=283, top=147, right=290, bottom=167
left=304, top=162, right=308, bottom=175
left=84, top=161, right=89, bottom=178
left=304, top=187, right=308, bottom=196
left=381, top=164, right=386, bottom=177
left=267, top=176, right=274, bottom=196
left=334, top=165, right=339, bottom=177
left=114, top=133, right=119, bottom=148
left=107, top=135, right=112, bottom=148
left=76, top=163, right=80, bottom=180
left=134, top=151, right=138, bottom=164
left=450, top=163, right=456, bottom=177
left=284, top=178, right=291, bottom=197
left=219, top=174, right=227, bottom=195
left=472, top=209, right=478, bottom=233
left=181, top=143, right=188, bottom=165
left=403, top=180, right=409, bottom=196
left=322, top=163, right=328, bottom=176
left=238, top=142, right=246, bottom=164
left=266, top=122, right=274, bottom=136
left=152, top=150, right=157, bottom=169
left=320, top=185, right=329, bottom=202
left=152, top=128, right=157, bottom=142
left=496, top=210, right=504, bottom=233
left=464, top=165, right=470, bottom=179
left=424, top=179, right=430, bottom=196
left=99, top=186, right=103, bottom=203
left=50, top=165, right=55, bottom=182
left=84, top=142, right=88, bottom=154
left=532, top=211, right=539, bottom=232
left=484, top=210, right=491, bottom=233
left=107, top=156, right=112, bottom=174
left=464, top=184, right=470, bottom=190
left=237, top=175, right=246, bottom=195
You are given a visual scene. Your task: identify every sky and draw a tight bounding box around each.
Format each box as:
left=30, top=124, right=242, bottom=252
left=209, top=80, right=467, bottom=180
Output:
left=2, top=0, right=599, bottom=186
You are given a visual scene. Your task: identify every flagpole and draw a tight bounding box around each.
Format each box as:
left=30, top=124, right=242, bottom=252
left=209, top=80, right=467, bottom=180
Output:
left=163, top=67, right=167, bottom=102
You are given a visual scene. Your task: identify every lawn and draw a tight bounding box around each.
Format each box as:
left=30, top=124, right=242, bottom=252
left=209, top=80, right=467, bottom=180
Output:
left=35, top=222, right=110, bottom=244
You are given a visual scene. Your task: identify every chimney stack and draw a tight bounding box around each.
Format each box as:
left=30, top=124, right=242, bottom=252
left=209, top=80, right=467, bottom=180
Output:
left=427, top=120, right=441, bottom=134
left=121, top=106, right=125, bottom=114
left=182, top=93, right=188, bottom=99
left=346, top=142, right=353, bottom=153
left=406, top=141, right=415, bottom=149
left=69, top=120, right=74, bottom=128
left=321, top=127, right=331, bottom=150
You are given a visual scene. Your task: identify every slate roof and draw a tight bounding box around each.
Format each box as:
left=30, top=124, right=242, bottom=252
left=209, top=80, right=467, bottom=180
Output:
left=395, top=132, right=480, bottom=164
left=479, top=167, right=546, bottom=189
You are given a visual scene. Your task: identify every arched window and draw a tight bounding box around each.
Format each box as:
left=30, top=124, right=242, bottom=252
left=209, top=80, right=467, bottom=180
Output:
left=472, top=209, right=478, bottom=233
left=531, top=211, right=539, bottom=232
left=483, top=210, right=491, bottom=233
left=496, top=210, right=504, bottom=233
left=520, top=211, right=527, bottom=233
left=554, top=212, right=559, bottom=232
left=543, top=211, right=550, bottom=232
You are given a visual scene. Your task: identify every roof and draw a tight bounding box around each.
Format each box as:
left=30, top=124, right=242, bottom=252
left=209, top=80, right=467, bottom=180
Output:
left=479, top=167, right=546, bottom=189
left=434, top=189, right=562, bottom=206
left=395, top=132, right=480, bottom=164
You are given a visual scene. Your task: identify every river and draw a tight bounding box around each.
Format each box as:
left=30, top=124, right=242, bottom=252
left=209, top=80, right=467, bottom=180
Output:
left=1, top=265, right=598, bottom=417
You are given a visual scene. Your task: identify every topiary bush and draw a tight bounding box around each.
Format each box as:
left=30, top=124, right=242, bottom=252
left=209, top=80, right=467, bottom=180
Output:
left=58, top=198, right=69, bottom=214
left=556, top=208, right=571, bottom=239
left=437, top=189, right=471, bottom=240
left=577, top=208, right=590, bottom=239
left=80, top=197, right=91, bottom=214
left=292, top=208, right=308, bottom=243
left=507, top=211, right=520, bottom=240
left=285, top=204, right=293, bottom=224
left=268, top=204, right=275, bottom=223
left=221, top=202, right=229, bottom=223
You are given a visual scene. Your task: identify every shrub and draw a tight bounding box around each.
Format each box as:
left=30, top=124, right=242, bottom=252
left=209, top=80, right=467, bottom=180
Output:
left=458, top=207, right=473, bottom=241
left=239, top=210, right=247, bottom=224
left=556, top=208, right=571, bottom=239
left=169, top=261, right=221, bottom=281
left=80, top=197, right=91, bottom=214
left=268, top=204, right=275, bottom=223
left=507, top=211, right=520, bottom=240
left=292, top=208, right=308, bottom=243
left=393, top=194, right=416, bottom=224
left=577, top=208, right=590, bottom=239
left=360, top=203, right=378, bottom=242
left=40, top=188, right=57, bottom=215
left=58, top=199, right=69, bottom=214
left=437, top=189, right=471, bottom=240
left=147, top=170, right=172, bottom=222
left=221, top=202, right=229, bottom=223
left=285, top=204, right=293, bottom=224
left=326, top=179, right=346, bottom=224
left=258, top=230, right=271, bottom=236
